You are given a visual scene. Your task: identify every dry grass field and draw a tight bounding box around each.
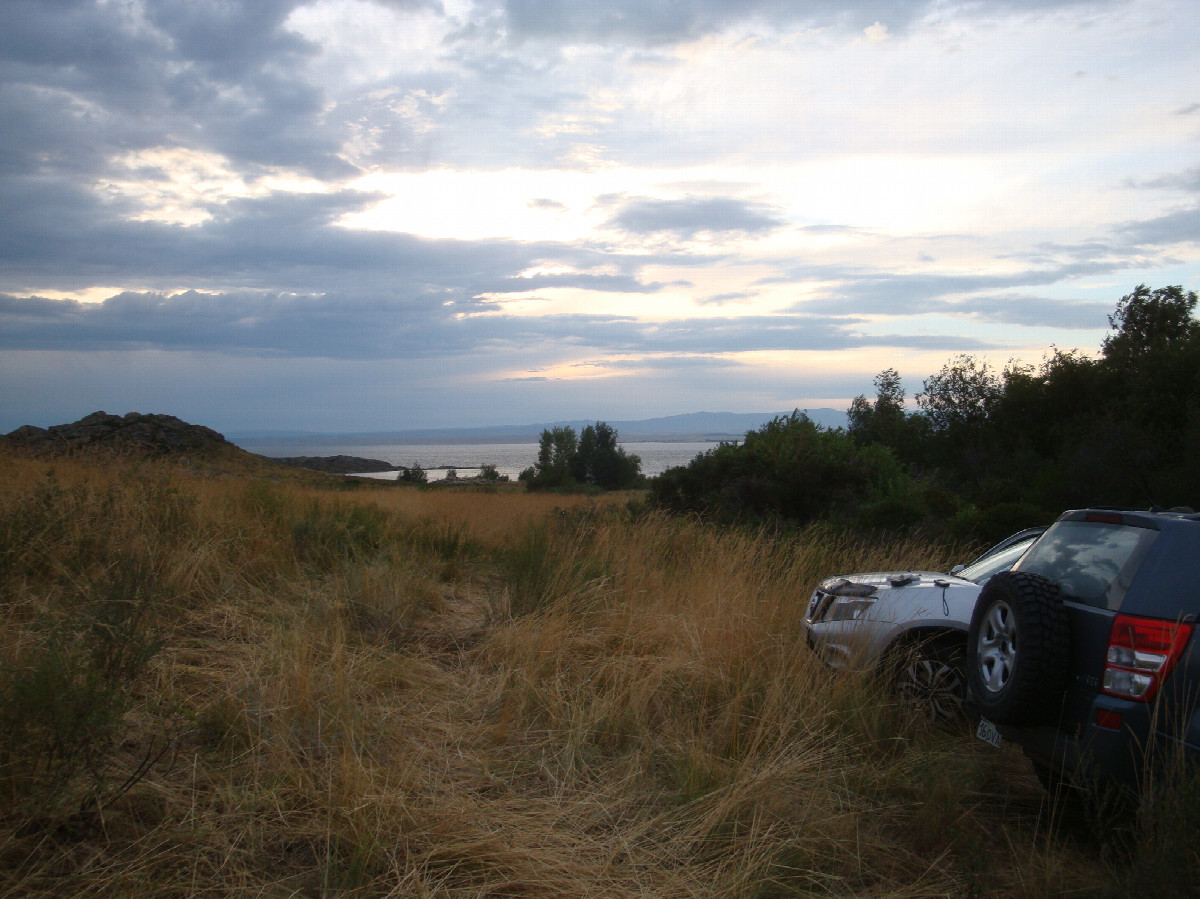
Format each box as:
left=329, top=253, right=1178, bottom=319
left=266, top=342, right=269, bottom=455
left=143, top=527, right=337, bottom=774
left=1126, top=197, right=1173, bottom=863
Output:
left=0, top=449, right=1189, bottom=897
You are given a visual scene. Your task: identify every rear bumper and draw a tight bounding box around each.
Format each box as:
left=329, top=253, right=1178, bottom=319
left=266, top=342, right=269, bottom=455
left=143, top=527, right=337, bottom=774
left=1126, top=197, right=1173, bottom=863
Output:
left=988, top=694, right=1200, bottom=789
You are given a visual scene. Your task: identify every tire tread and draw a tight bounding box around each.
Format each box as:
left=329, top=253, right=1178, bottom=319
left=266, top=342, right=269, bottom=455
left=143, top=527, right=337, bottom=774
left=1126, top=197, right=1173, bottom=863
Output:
left=967, top=571, right=1071, bottom=725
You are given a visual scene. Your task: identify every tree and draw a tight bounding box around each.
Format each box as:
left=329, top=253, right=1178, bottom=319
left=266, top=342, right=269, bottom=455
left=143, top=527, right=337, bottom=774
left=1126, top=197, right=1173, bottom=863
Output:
left=917, top=355, right=1002, bottom=433
left=1102, top=284, right=1199, bottom=369
left=581, top=421, right=641, bottom=489
left=532, top=426, right=578, bottom=488
left=397, top=463, right=427, bottom=484
left=525, top=422, right=641, bottom=491
left=650, top=411, right=919, bottom=528
left=848, top=368, right=909, bottom=448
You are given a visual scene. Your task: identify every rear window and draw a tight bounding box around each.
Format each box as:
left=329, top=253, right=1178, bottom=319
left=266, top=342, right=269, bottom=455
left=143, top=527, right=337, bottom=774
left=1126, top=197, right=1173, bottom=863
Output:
left=1013, top=520, right=1158, bottom=610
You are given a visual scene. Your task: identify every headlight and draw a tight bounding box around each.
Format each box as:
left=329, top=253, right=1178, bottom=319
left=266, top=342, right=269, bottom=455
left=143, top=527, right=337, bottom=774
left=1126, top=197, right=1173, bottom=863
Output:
left=826, top=596, right=877, bottom=621
left=808, top=579, right=880, bottom=623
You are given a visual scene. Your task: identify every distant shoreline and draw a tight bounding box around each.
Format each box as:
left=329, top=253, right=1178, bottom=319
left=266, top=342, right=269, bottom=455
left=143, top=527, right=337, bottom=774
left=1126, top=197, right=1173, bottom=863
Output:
left=228, top=409, right=848, bottom=447
left=237, top=433, right=738, bottom=448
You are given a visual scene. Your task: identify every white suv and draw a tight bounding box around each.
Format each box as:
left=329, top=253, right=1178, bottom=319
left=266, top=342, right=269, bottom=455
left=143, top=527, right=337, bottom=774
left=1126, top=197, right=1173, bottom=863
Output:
left=804, top=528, right=1045, bottom=723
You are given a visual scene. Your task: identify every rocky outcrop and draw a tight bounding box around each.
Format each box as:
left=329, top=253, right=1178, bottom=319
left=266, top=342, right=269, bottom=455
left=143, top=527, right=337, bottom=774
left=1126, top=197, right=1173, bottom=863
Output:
left=4, top=411, right=231, bottom=456
left=271, top=455, right=396, bottom=474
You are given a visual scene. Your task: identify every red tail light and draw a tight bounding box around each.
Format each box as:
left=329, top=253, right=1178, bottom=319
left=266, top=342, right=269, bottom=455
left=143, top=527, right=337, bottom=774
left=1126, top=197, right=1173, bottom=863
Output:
left=1102, top=614, right=1193, bottom=701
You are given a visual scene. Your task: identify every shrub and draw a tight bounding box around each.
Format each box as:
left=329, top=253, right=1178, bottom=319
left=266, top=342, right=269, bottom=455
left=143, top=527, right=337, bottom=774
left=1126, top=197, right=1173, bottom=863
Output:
left=397, top=463, right=427, bottom=484
left=0, top=559, right=166, bottom=821
left=292, top=501, right=389, bottom=569
left=525, top=422, right=641, bottom=491
left=650, top=411, right=915, bottom=528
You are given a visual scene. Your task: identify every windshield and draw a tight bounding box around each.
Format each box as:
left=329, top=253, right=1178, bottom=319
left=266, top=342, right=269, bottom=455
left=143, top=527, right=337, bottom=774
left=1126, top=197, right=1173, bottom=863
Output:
left=1013, top=520, right=1158, bottom=610
left=959, top=535, right=1039, bottom=584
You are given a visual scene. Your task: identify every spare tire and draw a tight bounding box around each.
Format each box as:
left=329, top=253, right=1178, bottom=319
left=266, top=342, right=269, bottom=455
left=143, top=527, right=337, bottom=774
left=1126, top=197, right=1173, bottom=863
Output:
left=967, top=571, right=1071, bottom=726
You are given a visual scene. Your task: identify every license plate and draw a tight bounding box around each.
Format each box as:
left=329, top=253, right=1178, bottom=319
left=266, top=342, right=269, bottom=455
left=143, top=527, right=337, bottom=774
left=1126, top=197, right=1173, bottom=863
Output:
left=976, top=717, right=1003, bottom=749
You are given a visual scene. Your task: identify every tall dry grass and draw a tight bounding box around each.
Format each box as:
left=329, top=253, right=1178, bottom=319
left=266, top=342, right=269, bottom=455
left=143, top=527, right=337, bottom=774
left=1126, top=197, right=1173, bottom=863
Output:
left=0, top=451, right=1180, bottom=896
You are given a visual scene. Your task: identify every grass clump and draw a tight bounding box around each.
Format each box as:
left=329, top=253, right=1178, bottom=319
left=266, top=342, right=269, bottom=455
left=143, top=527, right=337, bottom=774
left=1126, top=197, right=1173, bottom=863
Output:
left=0, top=556, right=168, bottom=827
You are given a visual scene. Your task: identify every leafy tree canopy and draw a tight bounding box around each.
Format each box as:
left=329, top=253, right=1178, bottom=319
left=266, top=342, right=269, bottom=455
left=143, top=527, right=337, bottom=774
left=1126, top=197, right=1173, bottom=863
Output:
left=522, top=422, right=641, bottom=491
left=649, top=285, right=1200, bottom=542
left=1102, top=284, right=1199, bottom=368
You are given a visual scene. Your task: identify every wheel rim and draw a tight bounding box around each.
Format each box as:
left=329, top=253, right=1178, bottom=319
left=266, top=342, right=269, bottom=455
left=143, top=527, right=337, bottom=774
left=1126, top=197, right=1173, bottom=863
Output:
left=898, top=655, right=965, bottom=724
left=977, top=600, right=1018, bottom=694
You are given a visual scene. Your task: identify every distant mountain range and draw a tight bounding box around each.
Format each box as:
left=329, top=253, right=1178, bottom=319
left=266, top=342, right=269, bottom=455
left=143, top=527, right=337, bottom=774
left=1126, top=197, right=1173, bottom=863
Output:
left=231, top=409, right=848, bottom=446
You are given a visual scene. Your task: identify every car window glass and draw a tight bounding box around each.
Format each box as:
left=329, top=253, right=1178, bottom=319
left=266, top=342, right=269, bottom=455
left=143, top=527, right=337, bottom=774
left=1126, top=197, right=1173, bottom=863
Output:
left=1014, top=521, right=1157, bottom=610
left=959, top=537, right=1037, bottom=584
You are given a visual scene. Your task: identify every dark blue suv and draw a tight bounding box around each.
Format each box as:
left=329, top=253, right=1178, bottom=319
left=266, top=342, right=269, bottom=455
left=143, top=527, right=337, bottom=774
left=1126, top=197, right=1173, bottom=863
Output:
left=966, top=508, right=1200, bottom=792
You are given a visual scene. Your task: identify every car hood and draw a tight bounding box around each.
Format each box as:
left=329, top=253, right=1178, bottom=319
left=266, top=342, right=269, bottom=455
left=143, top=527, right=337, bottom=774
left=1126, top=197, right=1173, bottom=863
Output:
left=807, top=569, right=985, bottom=633
left=816, top=571, right=976, bottom=592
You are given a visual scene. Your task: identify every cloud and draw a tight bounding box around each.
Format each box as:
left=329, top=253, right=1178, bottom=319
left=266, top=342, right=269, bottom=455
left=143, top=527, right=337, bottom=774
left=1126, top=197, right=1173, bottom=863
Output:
left=0, top=288, right=988, bottom=361
left=0, top=181, right=684, bottom=297
left=497, top=0, right=1113, bottom=45
left=603, top=195, right=785, bottom=238
left=0, top=0, right=356, bottom=181
left=926, top=294, right=1112, bottom=329
left=1116, top=206, right=1200, bottom=248
left=697, top=291, right=757, bottom=306
left=1127, top=167, right=1200, bottom=194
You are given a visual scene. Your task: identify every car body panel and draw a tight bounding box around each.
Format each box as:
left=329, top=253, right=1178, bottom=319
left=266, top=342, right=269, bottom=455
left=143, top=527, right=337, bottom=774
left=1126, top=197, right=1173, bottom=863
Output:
left=804, top=528, right=1045, bottom=672
left=805, top=572, right=982, bottom=668
left=981, top=509, right=1200, bottom=789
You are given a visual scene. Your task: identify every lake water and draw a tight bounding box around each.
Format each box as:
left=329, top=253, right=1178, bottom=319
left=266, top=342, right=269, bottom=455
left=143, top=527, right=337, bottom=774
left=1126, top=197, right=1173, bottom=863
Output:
left=238, top=440, right=723, bottom=481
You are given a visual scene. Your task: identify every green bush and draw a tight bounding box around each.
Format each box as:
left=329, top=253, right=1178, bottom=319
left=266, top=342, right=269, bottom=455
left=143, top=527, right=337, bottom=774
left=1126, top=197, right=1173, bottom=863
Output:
left=397, top=464, right=427, bottom=484
left=501, top=516, right=612, bottom=617
left=525, top=422, right=641, bottom=491
left=292, top=501, right=389, bottom=569
left=503, top=522, right=559, bottom=616
left=650, top=412, right=916, bottom=528
left=947, top=501, right=1047, bottom=544
left=0, top=559, right=166, bottom=821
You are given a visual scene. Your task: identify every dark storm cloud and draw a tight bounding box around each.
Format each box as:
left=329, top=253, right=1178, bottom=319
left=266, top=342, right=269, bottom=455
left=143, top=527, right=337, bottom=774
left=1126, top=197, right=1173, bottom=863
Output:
left=1, top=290, right=450, bottom=357
left=0, top=290, right=983, bottom=359
left=144, top=0, right=315, bottom=78
left=0, top=0, right=354, bottom=181
left=0, top=183, right=672, bottom=298
left=604, top=196, right=785, bottom=238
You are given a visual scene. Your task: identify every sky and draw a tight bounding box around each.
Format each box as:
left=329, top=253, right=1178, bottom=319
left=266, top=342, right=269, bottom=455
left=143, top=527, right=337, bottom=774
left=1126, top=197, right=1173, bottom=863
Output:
left=1, top=0, right=1198, bottom=435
